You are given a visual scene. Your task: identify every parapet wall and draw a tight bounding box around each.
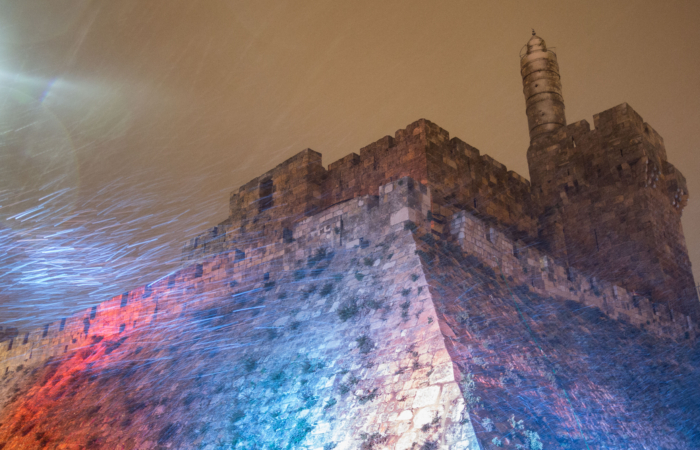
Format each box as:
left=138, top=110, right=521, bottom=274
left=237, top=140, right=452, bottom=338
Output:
left=183, top=119, right=539, bottom=265
left=449, top=209, right=697, bottom=340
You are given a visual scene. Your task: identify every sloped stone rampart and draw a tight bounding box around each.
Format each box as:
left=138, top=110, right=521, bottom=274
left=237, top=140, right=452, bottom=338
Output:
left=0, top=179, right=480, bottom=449
left=414, top=233, right=700, bottom=449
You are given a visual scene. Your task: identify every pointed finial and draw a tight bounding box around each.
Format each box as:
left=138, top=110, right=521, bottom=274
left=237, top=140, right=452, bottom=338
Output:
left=532, top=29, right=536, bottom=36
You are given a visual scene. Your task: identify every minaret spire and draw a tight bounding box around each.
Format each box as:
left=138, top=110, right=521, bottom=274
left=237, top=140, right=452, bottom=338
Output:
left=520, top=32, right=566, bottom=144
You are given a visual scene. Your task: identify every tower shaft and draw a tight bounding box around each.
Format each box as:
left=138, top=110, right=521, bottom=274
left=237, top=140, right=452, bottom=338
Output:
left=521, top=34, right=566, bottom=143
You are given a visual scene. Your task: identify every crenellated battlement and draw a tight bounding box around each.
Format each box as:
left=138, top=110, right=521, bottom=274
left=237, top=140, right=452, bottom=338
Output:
left=527, top=101, right=696, bottom=319
left=183, top=118, right=539, bottom=265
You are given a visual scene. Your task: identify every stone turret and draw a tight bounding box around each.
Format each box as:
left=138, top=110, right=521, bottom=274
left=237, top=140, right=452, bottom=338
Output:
left=520, top=31, right=567, bottom=143
left=523, top=33, right=698, bottom=321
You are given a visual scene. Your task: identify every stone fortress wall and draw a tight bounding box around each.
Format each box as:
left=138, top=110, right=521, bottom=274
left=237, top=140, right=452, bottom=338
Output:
left=3, top=97, right=697, bottom=370
left=0, top=179, right=486, bottom=448
left=0, top=177, right=433, bottom=378
left=4, top=103, right=693, bottom=372
left=3, top=32, right=696, bottom=373
left=183, top=103, right=696, bottom=325
left=3, top=138, right=695, bottom=378
left=182, top=111, right=697, bottom=333
left=0, top=119, right=696, bottom=447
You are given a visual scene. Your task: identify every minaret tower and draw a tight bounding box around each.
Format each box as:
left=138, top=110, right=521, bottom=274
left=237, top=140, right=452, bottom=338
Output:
left=521, top=32, right=698, bottom=321
left=520, top=31, right=566, bottom=143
